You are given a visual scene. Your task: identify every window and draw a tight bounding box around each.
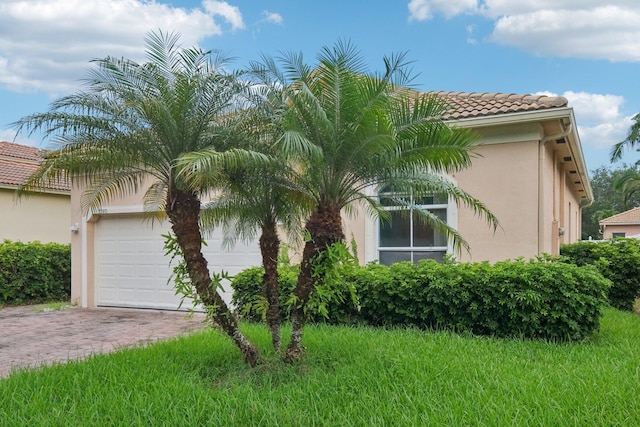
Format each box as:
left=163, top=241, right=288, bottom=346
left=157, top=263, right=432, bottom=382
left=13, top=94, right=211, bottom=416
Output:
left=378, top=189, right=448, bottom=265
left=612, top=232, right=626, bottom=238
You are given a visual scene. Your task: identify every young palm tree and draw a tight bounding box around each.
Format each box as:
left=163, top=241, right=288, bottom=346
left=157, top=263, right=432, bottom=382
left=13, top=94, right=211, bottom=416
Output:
left=178, top=86, right=312, bottom=354
left=181, top=151, right=310, bottom=353
left=248, top=41, right=499, bottom=362
left=13, top=31, right=264, bottom=366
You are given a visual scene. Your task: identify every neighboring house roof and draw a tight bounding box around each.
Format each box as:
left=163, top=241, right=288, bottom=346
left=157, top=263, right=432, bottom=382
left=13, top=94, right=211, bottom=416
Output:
left=0, top=141, right=70, bottom=192
left=599, top=207, right=640, bottom=226
left=432, top=92, right=567, bottom=120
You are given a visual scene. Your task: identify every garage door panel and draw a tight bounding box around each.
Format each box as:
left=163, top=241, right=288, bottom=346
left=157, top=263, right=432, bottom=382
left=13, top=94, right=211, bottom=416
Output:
left=95, top=215, right=261, bottom=310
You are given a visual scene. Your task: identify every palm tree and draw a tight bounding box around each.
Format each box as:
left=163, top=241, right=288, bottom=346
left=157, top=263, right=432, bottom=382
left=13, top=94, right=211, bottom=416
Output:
left=247, top=40, right=499, bottom=362
left=12, top=31, right=264, bottom=366
left=177, top=81, right=312, bottom=354
left=613, top=168, right=640, bottom=208
left=180, top=141, right=310, bottom=354
left=611, top=112, right=640, bottom=162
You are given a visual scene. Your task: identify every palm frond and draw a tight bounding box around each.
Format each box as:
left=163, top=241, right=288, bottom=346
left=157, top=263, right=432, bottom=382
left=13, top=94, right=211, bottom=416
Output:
left=175, top=148, right=273, bottom=190
left=611, top=112, right=640, bottom=162
left=80, top=169, right=149, bottom=213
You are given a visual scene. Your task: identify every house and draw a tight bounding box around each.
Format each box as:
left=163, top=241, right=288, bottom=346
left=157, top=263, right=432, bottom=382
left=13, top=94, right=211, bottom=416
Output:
left=599, top=207, right=640, bottom=239
left=345, top=92, right=592, bottom=265
left=69, top=91, right=593, bottom=310
left=0, top=141, right=71, bottom=244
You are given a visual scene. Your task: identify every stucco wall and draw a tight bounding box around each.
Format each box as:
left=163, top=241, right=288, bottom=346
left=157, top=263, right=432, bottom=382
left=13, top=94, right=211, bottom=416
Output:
left=0, top=188, right=70, bottom=244
left=344, top=119, right=587, bottom=264
left=453, top=140, right=541, bottom=262
left=602, top=224, right=640, bottom=239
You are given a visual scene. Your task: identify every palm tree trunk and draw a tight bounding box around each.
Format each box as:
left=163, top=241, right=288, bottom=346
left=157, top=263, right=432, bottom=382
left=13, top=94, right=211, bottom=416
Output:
left=167, top=186, right=261, bottom=367
left=260, top=224, right=282, bottom=353
left=284, top=203, right=344, bottom=363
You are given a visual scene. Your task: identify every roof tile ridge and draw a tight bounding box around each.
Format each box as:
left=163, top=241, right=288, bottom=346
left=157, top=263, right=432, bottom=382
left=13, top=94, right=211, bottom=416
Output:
left=601, top=206, right=640, bottom=223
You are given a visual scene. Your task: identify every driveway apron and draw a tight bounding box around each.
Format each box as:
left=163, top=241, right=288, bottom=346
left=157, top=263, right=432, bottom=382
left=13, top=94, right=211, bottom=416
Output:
left=0, top=305, right=207, bottom=377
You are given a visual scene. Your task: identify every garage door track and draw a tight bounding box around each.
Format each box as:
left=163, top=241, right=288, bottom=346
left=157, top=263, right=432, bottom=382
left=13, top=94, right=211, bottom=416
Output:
left=0, top=305, right=207, bottom=378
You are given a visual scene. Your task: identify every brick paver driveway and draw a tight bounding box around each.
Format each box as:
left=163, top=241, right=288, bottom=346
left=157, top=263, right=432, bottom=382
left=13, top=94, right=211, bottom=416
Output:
left=0, top=305, right=207, bottom=377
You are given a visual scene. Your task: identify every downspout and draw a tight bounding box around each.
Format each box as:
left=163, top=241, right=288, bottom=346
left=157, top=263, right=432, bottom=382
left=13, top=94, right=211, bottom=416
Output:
left=538, top=121, right=572, bottom=254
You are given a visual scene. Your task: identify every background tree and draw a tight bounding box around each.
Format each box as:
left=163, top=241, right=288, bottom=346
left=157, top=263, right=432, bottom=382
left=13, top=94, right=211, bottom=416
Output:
left=613, top=168, right=640, bottom=208
left=248, top=41, right=499, bottom=362
left=581, top=165, right=640, bottom=239
left=13, top=31, right=265, bottom=366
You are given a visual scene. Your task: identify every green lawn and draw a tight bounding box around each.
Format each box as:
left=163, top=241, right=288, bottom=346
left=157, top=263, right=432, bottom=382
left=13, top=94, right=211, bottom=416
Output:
left=1, top=308, right=639, bottom=426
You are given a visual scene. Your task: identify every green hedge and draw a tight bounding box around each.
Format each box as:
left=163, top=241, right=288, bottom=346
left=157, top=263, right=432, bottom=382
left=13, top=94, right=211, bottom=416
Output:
left=231, top=264, right=358, bottom=324
left=352, top=259, right=609, bottom=341
left=561, top=239, right=640, bottom=311
left=232, top=258, right=610, bottom=341
left=0, top=240, right=71, bottom=305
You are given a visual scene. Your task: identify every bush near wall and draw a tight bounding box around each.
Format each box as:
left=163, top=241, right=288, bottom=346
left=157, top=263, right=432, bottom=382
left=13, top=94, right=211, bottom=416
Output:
left=0, top=240, right=71, bottom=305
left=231, top=264, right=358, bottom=324
left=352, top=259, right=609, bottom=341
left=231, top=258, right=610, bottom=341
left=561, top=239, right=640, bottom=311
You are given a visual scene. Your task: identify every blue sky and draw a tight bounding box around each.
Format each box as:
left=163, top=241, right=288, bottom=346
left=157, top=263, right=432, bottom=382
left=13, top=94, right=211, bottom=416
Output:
left=1, top=0, right=639, bottom=172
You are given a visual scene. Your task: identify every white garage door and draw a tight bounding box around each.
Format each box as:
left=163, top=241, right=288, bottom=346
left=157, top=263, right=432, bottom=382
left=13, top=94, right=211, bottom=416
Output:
left=95, top=214, right=261, bottom=310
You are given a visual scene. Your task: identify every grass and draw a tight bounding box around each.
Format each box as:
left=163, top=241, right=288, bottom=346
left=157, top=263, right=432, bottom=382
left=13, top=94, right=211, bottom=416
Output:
left=1, top=308, right=639, bottom=426
left=31, top=301, right=76, bottom=312
left=0, top=300, right=73, bottom=312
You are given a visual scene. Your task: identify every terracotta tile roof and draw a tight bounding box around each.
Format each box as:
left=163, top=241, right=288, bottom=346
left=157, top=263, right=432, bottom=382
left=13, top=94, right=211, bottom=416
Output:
left=429, top=92, right=569, bottom=120
left=0, top=141, right=70, bottom=192
left=599, top=207, right=640, bottom=225
left=0, top=141, right=42, bottom=161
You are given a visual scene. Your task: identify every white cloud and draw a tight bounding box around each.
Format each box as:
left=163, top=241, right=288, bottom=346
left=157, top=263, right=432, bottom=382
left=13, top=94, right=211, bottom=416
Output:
left=537, top=90, right=634, bottom=149
left=408, top=1, right=640, bottom=62
left=0, top=0, right=246, bottom=94
left=491, top=6, right=640, bottom=62
left=408, top=0, right=477, bottom=21
left=261, top=11, right=283, bottom=25
left=0, top=129, right=37, bottom=146
left=203, top=0, right=245, bottom=30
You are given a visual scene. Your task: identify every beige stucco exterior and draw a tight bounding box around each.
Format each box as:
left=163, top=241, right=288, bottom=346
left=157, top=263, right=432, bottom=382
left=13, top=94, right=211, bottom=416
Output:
left=344, top=108, right=591, bottom=264
left=0, top=187, right=71, bottom=244
left=601, top=225, right=640, bottom=239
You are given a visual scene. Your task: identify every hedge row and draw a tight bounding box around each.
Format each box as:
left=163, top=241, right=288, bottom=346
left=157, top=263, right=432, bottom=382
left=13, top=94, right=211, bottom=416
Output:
left=231, top=257, right=611, bottom=341
left=0, top=240, right=71, bottom=305
left=231, top=265, right=357, bottom=325
left=561, top=239, right=640, bottom=311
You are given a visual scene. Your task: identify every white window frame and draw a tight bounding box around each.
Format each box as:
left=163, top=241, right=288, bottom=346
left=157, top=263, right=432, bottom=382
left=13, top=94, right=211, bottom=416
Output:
left=365, top=187, right=456, bottom=265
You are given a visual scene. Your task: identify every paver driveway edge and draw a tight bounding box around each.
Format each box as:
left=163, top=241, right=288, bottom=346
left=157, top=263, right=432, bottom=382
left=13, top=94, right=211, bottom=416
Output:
left=0, top=305, right=208, bottom=377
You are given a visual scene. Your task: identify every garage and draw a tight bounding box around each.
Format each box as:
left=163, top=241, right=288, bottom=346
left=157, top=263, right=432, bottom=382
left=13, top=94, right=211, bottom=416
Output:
left=94, top=214, right=261, bottom=310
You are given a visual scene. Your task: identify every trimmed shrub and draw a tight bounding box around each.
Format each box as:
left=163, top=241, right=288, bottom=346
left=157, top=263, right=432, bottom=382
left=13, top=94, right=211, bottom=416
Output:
left=230, top=264, right=359, bottom=324
left=0, top=240, right=71, bottom=305
left=232, top=257, right=610, bottom=341
left=231, top=265, right=297, bottom=322
left=561, top=239, right=640, bottom=311
left=354, top=259, right=610, bottom=341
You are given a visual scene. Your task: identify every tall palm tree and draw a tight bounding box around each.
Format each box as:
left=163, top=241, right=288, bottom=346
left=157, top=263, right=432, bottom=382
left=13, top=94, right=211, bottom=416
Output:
left=611, top=112, right=640, bottom=162
left=248, top=40, right=499, bottom=362
left=13, top=31, right=264, bottom=366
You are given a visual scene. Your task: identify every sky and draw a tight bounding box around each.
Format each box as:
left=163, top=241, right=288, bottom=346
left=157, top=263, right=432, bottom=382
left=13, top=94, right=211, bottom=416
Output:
left=1, top=0, right=639, bottom=173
